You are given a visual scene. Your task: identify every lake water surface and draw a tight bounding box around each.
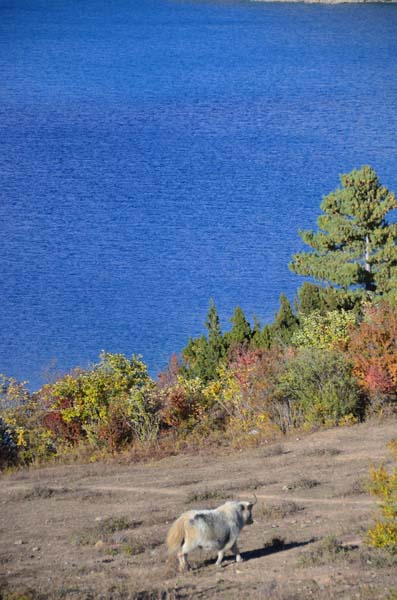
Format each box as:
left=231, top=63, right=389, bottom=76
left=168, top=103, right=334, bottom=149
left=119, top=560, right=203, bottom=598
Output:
left=1, top=0, right=397, bottom=389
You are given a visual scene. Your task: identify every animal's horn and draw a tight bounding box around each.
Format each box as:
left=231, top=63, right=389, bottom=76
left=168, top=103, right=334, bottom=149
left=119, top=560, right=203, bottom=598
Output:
left=251, top=492, right=257, bottom=506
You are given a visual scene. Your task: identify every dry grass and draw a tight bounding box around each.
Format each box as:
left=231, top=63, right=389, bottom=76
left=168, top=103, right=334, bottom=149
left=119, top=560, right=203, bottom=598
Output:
left=186, top=488, right=232, bottom=504
left=302, top=447, right=342, bottom=457
left=0, top=585, right=197, bottom=600
left=297, top=535, right=349, bottom=567
left=19, top=485, right=71, bottom=500
left=72, top=515, right=140, bottom=546
left=260, top=444, right=285, bottom=458
left=335, top=477, right=367, bottom=497
left=260, top=500, right=305, bottom=520
left=355, top=587, right=397, bottom=600
left=2, top=420, right=397, bottom=600
left=356, top=547, right=397, bottom=569
left=289, top=478, right=320, bottom=490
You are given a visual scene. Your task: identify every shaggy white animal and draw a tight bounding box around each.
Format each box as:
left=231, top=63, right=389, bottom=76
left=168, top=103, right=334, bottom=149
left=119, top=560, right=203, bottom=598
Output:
left=166, top=495, right=257, bottom=570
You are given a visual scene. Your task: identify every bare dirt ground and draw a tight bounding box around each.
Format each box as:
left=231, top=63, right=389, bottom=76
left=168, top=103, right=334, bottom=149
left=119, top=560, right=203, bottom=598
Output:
left=1, top=420, right=397, bottom=600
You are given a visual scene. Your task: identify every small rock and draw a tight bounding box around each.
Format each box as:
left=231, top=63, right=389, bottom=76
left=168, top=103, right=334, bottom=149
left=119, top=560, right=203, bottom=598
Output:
left=95, top=540, right=105, bottom=550
left=14, top=539, right=24, bottom=545
left=95, top=517, right=102, bottom=522
left=32, top=547, right=40, bottom=552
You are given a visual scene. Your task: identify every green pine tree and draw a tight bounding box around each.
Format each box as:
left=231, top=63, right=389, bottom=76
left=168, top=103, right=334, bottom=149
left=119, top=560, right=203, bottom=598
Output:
left=225, top=306, right=252, bottom=348
left=182, top=335, right=207, bottom=377
left=182, top=300, right=226, bottom=382
left=294, top=282, right=323, bottom=315
left=289, top=166, right=397, bottom=298
left=271, top=293, right=299, bottom=345
left=203, top=299, right=226, bottom=379
left=294, top=282, right=355, bottom=316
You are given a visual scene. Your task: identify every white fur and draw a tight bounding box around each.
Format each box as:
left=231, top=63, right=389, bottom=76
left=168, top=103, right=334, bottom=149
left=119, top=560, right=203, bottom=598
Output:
left=166, top=500, right=255, bottom=570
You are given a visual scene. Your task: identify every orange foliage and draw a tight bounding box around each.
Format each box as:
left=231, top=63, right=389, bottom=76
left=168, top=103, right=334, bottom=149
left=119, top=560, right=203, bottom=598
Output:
left=228, top=345, right=289, bottom=413
left=349, top=302, right=397, bottom=398
left=228, top=346, right=264, bottom=387
left=161, top=386, right=195, bottom=428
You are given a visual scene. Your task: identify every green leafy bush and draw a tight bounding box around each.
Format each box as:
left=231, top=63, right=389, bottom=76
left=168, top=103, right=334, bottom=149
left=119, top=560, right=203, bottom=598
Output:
left=276, top=348, right=362, bottom=429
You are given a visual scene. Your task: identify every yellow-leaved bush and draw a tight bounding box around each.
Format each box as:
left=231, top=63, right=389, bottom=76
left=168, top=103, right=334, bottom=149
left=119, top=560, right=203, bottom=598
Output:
left=367, top=439, right=397, bottom=553
left=40, top=353, right=157, bottom=452
left=292, top=309, right=356, bottom=350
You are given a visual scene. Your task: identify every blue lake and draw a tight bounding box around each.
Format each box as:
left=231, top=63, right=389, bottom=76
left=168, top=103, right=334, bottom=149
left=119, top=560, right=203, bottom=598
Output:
left=1, top=0, right=397, bottom=390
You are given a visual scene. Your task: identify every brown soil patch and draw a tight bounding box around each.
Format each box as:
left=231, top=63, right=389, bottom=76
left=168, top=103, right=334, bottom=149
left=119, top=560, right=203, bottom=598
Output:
left=1, top=420, right=397, bottom=599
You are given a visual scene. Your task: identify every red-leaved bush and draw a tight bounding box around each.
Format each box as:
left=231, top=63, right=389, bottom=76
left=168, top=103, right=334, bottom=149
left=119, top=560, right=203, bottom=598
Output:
left=161, top=386, right=193, bottom=428
left=41, top=396, right=84, bottom=444
left=348, top=301, right=397, bottom=408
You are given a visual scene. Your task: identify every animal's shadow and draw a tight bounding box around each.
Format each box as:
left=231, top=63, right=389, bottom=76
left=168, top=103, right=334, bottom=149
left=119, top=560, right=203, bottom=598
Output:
left=201, top=538, right=315, bottom=568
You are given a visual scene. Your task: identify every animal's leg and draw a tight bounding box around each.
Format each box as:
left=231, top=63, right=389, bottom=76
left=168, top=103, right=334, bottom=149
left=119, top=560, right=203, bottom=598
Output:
left=231, top=542, right=243, bottom=563
left=215, top=550, right=225, bottom=567
left=177, top=551, right=190, bottom=571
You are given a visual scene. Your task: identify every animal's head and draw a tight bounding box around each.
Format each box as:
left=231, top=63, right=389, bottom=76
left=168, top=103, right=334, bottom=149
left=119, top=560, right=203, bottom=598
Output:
left=240, top=493, right=257, bottom=526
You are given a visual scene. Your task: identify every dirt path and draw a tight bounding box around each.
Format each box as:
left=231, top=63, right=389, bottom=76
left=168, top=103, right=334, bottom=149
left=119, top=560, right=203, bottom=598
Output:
left=3, top=482, right=378, bottom=505
left=0, top=420, right=396, bottom=599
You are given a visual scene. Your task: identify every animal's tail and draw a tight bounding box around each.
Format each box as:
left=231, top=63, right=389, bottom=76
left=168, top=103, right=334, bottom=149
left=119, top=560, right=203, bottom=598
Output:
left=166, top=516, right=186, bottom=555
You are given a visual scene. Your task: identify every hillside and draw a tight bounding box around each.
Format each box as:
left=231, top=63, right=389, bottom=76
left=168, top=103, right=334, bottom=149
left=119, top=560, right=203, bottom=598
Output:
left=1, top=420, right=396, bottom=599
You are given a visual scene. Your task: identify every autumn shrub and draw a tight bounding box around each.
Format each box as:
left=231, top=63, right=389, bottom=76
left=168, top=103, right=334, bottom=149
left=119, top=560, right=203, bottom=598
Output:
left=292, top=309, right=356, bottom=350
left=160, top=381, right=199, bottom=430
left=0, top=416, right=18, bottom=469
left=160, top=375, right=221, bottom=437
left=367, top=439, right=397, bottom=553
left=39, top=353, right=156, bottom=452
left=159, top=348, right=282, bottom=443
left=276, top=348, right=362, bottom=430
left=227, top=346, right=286, bottom=414
left=202, top=347, right=285, bottom=441
left=208, top=346, right=293, bottom=434
left=349, top=301, right=397, bottom=414
left=157, top=353, right=181, bottom=388
left=0, top=374, right=55, bottom=466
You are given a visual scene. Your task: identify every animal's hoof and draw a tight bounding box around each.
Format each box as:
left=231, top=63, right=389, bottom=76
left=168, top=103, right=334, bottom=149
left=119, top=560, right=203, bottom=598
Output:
left=236, top=556, right=244, bottom=563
